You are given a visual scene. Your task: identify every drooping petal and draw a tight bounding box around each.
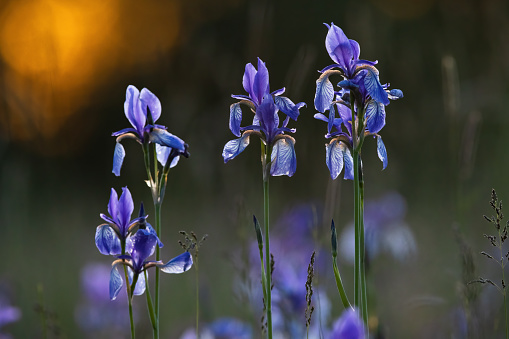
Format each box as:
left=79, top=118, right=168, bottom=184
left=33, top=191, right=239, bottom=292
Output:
left=145, top=222, right=164, bottom=248
left=242, top=62, right=257, bottom=98
left=124, top=85, right=145, bottom=133
left=377, top=135, right=388, bottom=170
left=330, top=308, right=366, bottom=339
left=364, top=69, right=389, bottom=105
left=315, top=71, right=335, bottom=113
left=274, top=96, right=305, bottom=121
left=126, top=229, right=157, bottom=272
left=149, top=129, right=186, bottom=152
left=95, top=225, right=121, bottom=255
left=252, top=58, right=270, bottom=105
left=159, top=252, right=193, bottom=274
left=388, top=89, right=404, bottom=100
left=222, top=132, right=252, bottom=163
left=107, top=188, right=119, bottom=222
left=271, top=87, right=285, bottom=96
left=112, top=143, right=126, bottom=177
left=118, top=187, right=134, bottom=234
left=128, top=267, right=147, bottom=296
left=365, top=100, right=386, bottom=134
left=155, top=144, right=180, bottom=168
left=270, top=136, right=297, bottom=177
left=326, top=139, right=344, bottom=180
left=343, top=146, right=354, bottom=180
left=325, top=23, right=353, bottom=70
left=140, top=88, right=162, bottom=123
left=112, top=127, right=138, bottom=137
left=328, top=104, right=336, bottom=134
left=229, top=102, right=243, bottom=137
left=109, top=264, right=124, bottom=300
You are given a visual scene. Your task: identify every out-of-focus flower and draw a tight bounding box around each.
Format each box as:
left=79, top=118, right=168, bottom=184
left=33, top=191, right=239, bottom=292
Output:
left=0, top=288, right=21, bottom=339
left=109, top=229, right=193, bottom=300
left=340, top=192, right=417, bottom=263
left=112, top=85, right=189, bottom=176
left=330, top=308, right=366, bottom=339
left=180, top=317, right=253, bottom=339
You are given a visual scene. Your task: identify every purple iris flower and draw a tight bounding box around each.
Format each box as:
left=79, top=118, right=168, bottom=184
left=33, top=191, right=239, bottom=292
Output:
left=223, top=58, right=305, bottom=177
left=95, top=187, right=160, bottom=256
left=110, top=229, right=193, bottom=300
left=314, top=23, right=403, bottom=180
left=112, top=85, right=189, bottom=176
left=330, top=308, right=366, bottom=339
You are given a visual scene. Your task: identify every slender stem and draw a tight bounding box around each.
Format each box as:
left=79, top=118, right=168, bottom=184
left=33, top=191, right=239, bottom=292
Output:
left=195, top=258, right=200, bottom=339
left=121, top=241, right=136, bottom=339
left=263, top=177, right=272, bottom=339
left=144, top=270, right=157, bottom=335
left=154, top=202, right=161, bottom=339
left=353, top=150, right=361, bottom=309
left=332, top=257, right=351, bottom=309
left=358, top=156, right=368, bottom=324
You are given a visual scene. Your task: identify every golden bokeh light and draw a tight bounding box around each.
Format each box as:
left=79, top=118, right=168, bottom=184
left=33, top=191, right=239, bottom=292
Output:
left=0, top=0, right=181, bottom=154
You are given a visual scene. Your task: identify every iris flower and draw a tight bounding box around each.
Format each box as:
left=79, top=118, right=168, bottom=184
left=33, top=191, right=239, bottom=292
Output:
left=223, top=59, right=305, bottom=177
left=112, top=85, right=189, bottom=176
left=314, top=23, right=403, bottom=180
left=109, top=229, right=193, bottom=300
left=330, top=308, right=366, bottom=339
left=95, top=187, right=160, bottom=255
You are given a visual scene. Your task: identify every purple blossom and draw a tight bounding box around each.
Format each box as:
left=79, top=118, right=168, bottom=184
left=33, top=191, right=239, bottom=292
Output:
left=109, top=229, right=193, bottom=300
left=95, top=187, right=150, bottom=255
left=314, top=23, right=403, bottom=180
left=111, top=85, right=189, bottom=176
left=330, top=308, right=366, bottom=339
left=223, top=59, right=305, bottom=177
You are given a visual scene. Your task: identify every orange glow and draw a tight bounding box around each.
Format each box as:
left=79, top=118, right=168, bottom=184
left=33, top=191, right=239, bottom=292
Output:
left=0, top=0, right=181, bottom=153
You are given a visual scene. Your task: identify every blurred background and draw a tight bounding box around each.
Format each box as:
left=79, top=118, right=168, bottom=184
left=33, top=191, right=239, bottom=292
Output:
left=0, top=0, right=508, bottom=337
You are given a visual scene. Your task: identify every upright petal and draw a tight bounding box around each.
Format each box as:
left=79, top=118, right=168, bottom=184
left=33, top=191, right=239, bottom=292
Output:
left=229, top=103, right=243, bottom=137
left=242, top=62, right=257, bottom=97
left=159, top=252, right=193, bottom=274
left=252, top=58, right=270, bottom=105
left=377, top=135, right=388, bottom=170
left=326, top=139, right=344, bottom=180
left=107, top=188, right=119, bottom=222
left=140, top=88, right=162, bottom=123
left=364, top=69, right=389, bottom=105
left=222, top=132, right=252, bottom=163
left=112, top=143, right=126, bottom=177
left=365, top=100, right=386, bottom=134
left=325, top=24, right=353, bottom=71
left=109, top=264, right=124, bottom=300
left=95, top=225, right=121, bottom=255
left=315, top=71, right=335, bottom=113
left=274, top=96, right=305, bottom=121
left=124, top=85, right=145, bottom=133
left=330, top=308, right=366, bottom=339
left=270, top=136, right=297, bottom=177
left=349, top=39, right=360, bottom=61
left=337, top=103, right=352, bottom=135
left=257, top=95, right=278, bottom=142
left=149, top=129, right=186, bottom=152
left=118, top=187, right=134, bottom=233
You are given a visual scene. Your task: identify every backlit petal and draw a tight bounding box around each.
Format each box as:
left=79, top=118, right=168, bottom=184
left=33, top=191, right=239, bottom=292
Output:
left=107, top=188, right=119, bottom=222
left=270, top=136, right=297, bottom=177
left=222, top=132, right=252, bottom=163
left=149, top=129, right=186, bottom=152
left=252, top=58, right=270, bottom=105
left=159, top=252, right=193, bottom=274
left=95, top=225, right=121, bottom=255
left=112, top=143, right=125, bottom=177
left=364, top=69, right=389, bottom=105
left=365, top=100, right=386, bottom=134
left=377, top=135, right=388, bottom=170
left=109, top=264, right=123, bottom=300
left=242, top=63, right=256, bottom=97
left=229, top=103, right=243, bottom=137
left=140, top=88, right=162, bottom=123
left=274, top=96, right=304, bottom=121
left=118, top=187, right=134, bottom=234
left=326, top=139, right=344, bottom=180
left=315, top=71, right=335, bottom=113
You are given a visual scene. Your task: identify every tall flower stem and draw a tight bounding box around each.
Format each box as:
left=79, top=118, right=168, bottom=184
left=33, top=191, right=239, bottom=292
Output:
left=122, top=241, right=136, bottom=339
left=154, top=201, right=162, bottom=339
left=262, top=142, right=273, bottom=339
left=195, top=256, right=200, bottom=339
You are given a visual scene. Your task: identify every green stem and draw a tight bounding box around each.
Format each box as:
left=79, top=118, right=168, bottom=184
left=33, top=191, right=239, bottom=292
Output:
left=332, top=257, right=351, bottom=309
left=263, top=177, right=272, bottom=339
left=353, top=149, right=361, bottom=309
left=195, top=258, right=200, bottom=339
left=144, top=270, right=157, bottom=335
left=154, top=202, right=161, bottom=339
left=121, top=241, right=136, bottom=339
left=358, top=156, right=368, bottom=324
